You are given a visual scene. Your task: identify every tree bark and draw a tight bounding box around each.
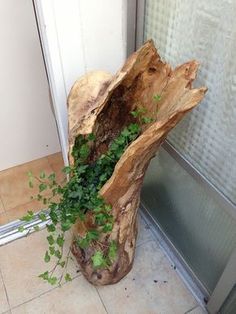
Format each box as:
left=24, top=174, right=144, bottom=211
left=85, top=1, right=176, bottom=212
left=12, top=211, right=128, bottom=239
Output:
left=68, top=40, right=207, bottom=285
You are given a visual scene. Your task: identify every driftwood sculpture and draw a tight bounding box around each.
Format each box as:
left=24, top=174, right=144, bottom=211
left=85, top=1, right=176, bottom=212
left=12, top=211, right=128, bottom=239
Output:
left=68, top=40, right=207, bottom=285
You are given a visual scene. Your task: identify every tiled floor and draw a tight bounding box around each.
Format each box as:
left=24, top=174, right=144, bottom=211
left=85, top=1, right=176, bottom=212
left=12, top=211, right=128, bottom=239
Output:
left=0, top=153, right=65, bottom=225
left=0, top=217, right=207, bottom=314
left=0, top=154, right=207, bottom=313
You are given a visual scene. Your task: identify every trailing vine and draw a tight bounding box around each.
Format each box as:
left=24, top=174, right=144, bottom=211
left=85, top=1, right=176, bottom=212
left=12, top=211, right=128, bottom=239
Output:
left=20, top=99, right=160, bottom=286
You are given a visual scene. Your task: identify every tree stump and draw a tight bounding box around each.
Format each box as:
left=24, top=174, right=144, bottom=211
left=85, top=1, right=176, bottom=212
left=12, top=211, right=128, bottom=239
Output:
left=68, top=40, right=207, bottom=285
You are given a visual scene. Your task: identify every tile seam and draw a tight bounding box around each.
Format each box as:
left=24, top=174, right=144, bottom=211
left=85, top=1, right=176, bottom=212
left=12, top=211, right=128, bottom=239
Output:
left=9, top=274, right=81, bottom=311
left=0, top=268, right=11, bottom=312
left=95, top=288, right=109, bottom=314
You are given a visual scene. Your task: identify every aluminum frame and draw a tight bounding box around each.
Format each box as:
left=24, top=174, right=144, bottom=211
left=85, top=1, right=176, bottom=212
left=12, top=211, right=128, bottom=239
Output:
left=0, top=210, right=50, bottom=246
left=126, top=0, right=137, bottom=57
left=207, top=248, right=236, bottom=313
left=135, top=0, right=145, bottom=49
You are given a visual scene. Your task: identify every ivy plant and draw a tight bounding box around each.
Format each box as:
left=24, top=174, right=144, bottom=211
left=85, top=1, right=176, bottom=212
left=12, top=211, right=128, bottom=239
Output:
left=20, top=105, right=158, bottom=286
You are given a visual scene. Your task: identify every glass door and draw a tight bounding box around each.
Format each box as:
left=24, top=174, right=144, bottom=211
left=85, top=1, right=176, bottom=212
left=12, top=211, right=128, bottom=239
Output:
left=138, top=0, right=236, bottom=311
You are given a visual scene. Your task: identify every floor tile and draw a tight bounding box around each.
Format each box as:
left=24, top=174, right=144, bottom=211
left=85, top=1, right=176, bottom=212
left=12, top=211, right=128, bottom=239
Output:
left=136, top=214, right=153, bottom=246
left=47, top=152, right=65, bottom=183
left=0, top=197, right=4, bottom=214
left=0, top=157, right=53, bottom=210
left=97, top=240, right=197, bottom=314
left=0, top=229, right=78, bottom=308
left=11, top=276, right=106, bottom=314
left=0, top=272, right=9, bottom=313
left=6, top=199, right=44, bottom=222
left=0, top=212, right=8, bottom=226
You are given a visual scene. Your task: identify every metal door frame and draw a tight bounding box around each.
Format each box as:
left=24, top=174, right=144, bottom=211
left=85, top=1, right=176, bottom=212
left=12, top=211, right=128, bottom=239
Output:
left=136, top=1, right=236, bottom=312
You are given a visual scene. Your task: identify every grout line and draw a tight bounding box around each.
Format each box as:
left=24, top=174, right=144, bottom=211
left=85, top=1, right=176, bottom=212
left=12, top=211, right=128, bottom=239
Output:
left=0, top=196, right=6, bottom=214
left=46, top=155, right=55, bottom=172
left=0, top=268, right=11, bottom=312
left=184, top=305, right=199, bottom=313
left=10, top=285, right=57, bottom=311
left=136, top=238, right=152, bottom=248
left=95, top=288, right=109, bottom=314
left=10, top=274, right=81, bottom=311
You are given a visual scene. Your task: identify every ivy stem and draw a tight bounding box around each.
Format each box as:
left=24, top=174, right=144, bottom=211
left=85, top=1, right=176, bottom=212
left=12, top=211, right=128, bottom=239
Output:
left=58, top=246, right=72, bottom=286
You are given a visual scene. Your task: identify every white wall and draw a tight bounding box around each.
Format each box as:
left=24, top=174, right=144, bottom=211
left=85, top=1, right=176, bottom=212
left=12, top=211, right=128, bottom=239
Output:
left=0, top=0, right=61, bottom=171
left=35, top=0, right=127, bottom=163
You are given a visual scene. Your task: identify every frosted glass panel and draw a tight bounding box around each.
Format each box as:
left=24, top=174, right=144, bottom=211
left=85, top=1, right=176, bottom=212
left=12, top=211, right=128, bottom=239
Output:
left=141, top=149, right=236, bottom=293
left=144, top=0, right=236, bottom=204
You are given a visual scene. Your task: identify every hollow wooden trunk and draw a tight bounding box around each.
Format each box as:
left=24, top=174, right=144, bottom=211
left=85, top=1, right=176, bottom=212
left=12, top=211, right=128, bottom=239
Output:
left=68, top=40, right=207, bottom=285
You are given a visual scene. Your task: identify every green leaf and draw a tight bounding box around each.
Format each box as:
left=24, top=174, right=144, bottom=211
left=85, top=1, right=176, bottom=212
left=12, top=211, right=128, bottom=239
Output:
left=49, top=246, right=55, bottom=255
left=38, top=271, right=49, bottom=280
left=65, top=273, right=72, bottom=282
left=38, top=212, right=47, bottom=222
left=56, top=235, right=65, bottom=248
left=79, top=144, right=90, bottom=160
left=20, top=210, right=34, bottom=222
left=130, top=107, right=146, bottom=118
left=128, top=123, right=140, bottom=134
left=102, top=222, right=113, bottom=233
left=62, top=166, right=72, bottom=174
left=37, top=194, right=43, bottom=201
left=108, top=240, right=117, bottom=262
left=55, top=250, right=62, bottom=259
left=59, top=261, right=65, bottom=268
left=61, top=221, right=71, bottom=232
left=29, top=180, right=34, bottom=188
left=77, top=165, right=88, bottom=175
left=48, top=276, right=57, bottom=285
left=130, top=110, right=139, bottom=118
left=93, top=205, right=103, bottom=213
left=99, top=173, right=107, bottom=182
left=33, top=225, right=40, bottom=232
left=44, top=251, right=50, bottom=263
left=110, top=142, right=119, bottom=152
left=68, top=189, right=82, bottom=199
left=95, top=213, right=107, bottom=225
left=91, top=251, right=107, bottom=268
left=141, top=117, right=154, bottom=124
left=47, top=235, right=54, bottom=245
left=18, top=226, right=25, bottom=232
left=87, top=133, right=96, bottom=141
left=87, top=230, right=100, bottom=241
left=48, top=173, right=56, bottom=181
left=138, top=106, right=147, bottom=114
left=27, top=171, right=34, bottom=188
left=27, top=171, right=33, bottom=177
left=39, top=183, right=47, bottom=192
left=46, top=224, right=56, bottom=232
left=39, top=171, right=46, bottom=179
left=77, top=237, right=90, bottom=249
left=49, top=210, right=58, bottom=224
left=121, top=128, right=130, bottom=137
left=104, top=204, right=112, bottom=212
left=153, top=94, right=161, bottom=101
